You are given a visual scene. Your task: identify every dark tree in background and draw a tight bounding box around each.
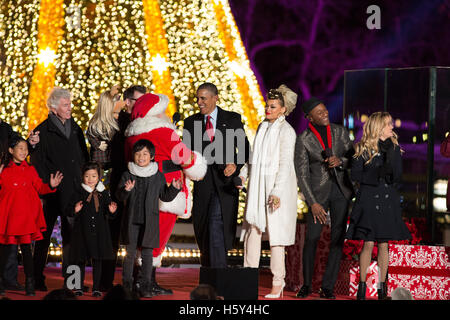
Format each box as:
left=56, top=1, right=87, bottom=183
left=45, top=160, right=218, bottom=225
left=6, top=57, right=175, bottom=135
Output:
left=229, top=0, right=450, bottom=132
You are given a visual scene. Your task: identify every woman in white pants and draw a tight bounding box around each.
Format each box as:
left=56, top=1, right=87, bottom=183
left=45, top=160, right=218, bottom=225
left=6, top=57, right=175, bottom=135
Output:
left=240, top=85, right=298, bottom=299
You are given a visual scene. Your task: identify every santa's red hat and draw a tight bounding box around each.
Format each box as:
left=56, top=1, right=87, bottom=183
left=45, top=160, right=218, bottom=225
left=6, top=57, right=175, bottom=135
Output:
left=132, top=93, right=169, bottom=120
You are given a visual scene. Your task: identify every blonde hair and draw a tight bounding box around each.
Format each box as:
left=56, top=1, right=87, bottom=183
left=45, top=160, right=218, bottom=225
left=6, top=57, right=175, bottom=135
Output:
left=354, top=111, right=401, bottom=164
left=87, top=91, right=119, bottom=140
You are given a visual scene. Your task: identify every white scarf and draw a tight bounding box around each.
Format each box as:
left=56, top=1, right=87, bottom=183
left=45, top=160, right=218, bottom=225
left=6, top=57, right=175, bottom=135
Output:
left=81, top=181, right=105, bottom=193
left=128, top=161, right=158, bottom=177
left=244, top=116, right=284, bottom=232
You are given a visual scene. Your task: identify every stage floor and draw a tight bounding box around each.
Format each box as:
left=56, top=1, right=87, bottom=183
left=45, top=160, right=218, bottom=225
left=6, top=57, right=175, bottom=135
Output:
left=4, top=266, right=362, bottom=300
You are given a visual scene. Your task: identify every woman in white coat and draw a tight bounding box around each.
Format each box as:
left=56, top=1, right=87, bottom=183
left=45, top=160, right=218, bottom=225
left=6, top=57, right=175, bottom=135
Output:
left=241, top=84, right=298, bottom=299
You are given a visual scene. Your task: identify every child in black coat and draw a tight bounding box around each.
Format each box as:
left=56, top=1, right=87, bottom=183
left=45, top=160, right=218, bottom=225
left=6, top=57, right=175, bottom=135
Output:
left=116, top=139, right=181, bottom=298
left=66, top=162, right=117, bottom=297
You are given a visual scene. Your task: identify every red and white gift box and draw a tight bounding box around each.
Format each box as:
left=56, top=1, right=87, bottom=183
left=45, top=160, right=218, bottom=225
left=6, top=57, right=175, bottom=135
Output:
left=348, top=261, right=379, bottom=297
left=286, top=224, right=370, bottom=296
left=286, top=224, right=336, bottom=292
left=388, top=244, right=450, bottom=300
left=286, top=225, right=450, bottom=299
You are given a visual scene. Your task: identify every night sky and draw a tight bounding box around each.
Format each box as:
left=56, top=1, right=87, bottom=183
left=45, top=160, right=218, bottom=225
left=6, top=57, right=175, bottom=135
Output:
left=229, top=0, right=450, bottom=132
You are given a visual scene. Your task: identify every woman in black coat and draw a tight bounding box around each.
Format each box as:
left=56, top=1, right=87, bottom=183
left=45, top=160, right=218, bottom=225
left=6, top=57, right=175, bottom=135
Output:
left=66, top=162, right=117, bottom=297
left=346, top=112, right=411, bottom=300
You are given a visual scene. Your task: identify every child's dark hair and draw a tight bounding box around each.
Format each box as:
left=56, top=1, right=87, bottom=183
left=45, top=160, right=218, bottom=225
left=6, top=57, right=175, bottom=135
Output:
left=1, top=136, right=27, bottom=166
left=132, top=139, right=155, bottom=158
left=82, top=161, right=102, bottom=177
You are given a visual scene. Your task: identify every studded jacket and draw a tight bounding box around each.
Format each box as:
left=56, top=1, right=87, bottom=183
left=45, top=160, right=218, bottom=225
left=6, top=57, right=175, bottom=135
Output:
left=294, top=123, right=354, bottom=207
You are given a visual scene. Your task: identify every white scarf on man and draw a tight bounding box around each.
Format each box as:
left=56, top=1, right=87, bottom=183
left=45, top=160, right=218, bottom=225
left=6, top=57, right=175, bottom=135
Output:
left=244, top=116, right=284, bottom=233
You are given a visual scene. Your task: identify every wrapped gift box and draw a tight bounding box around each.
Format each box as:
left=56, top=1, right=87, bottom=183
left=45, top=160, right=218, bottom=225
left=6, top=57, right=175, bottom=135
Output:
left=286, top=223, right=336, bottom=293
left=286, top=224, right=357, bottom=295
left=348, top=260, right=379, bottom=297
left=388, top=244, right=450, bottom=300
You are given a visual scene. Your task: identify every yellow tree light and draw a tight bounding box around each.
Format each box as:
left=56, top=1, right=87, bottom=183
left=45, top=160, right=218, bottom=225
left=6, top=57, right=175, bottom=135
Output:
left=211, top=0, right=265, bottom=133
left=142, top=0, right=177, bottom=118
left=37, top=47, right=57, bottom=67
left=0, top=1, right=40, bottom=134
left=27, top=0, right=65, bottom=130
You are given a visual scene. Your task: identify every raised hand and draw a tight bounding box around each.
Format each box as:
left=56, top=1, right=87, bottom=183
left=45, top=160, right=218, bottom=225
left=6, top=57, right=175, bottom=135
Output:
left=171, top=178, right=182, bottom=190
left=98, top=141, right=108, bottom=151
left=124, top=179, right=135, bottom=191
left=50, top=171, right=64, bottom=188
left=28, top=130, right=40, bottom=146
left=75, top=201, right=83, bottom=213
left=109, top=201, right=118, bottom=213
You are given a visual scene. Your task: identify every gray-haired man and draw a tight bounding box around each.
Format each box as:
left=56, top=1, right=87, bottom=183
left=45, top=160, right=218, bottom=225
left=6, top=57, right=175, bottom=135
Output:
left=31, top=87, right=89, bottom=291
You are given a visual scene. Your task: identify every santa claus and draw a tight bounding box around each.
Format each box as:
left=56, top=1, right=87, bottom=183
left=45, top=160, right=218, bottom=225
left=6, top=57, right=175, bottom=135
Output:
left=124, top=93, right=206, bottom=295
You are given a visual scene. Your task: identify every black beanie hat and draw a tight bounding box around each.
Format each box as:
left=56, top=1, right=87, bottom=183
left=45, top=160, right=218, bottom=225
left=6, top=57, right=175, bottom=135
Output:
left=301, top=97, right=324, bottom=116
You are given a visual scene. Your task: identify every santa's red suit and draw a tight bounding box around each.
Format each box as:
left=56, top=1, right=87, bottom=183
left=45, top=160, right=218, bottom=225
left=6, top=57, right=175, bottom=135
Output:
left=124, top=93, right=206, bottom=266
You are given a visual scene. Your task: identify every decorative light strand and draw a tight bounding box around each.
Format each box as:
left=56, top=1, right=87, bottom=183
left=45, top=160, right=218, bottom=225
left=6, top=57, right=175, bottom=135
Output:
left=0, top=0, right=40, bottom=134
left=54, top=0, right=154, bottom=131
left=1, top=0, right=304, bottom=223
left=27, top=0, right=66, bottom=131
left=211, top=0, right=265, bottom=133
left=142, top=0, right=177, bottom=117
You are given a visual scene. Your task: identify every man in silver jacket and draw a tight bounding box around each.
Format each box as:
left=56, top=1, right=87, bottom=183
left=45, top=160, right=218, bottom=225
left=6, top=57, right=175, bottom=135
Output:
left=294, top=97, right=354, bottom=299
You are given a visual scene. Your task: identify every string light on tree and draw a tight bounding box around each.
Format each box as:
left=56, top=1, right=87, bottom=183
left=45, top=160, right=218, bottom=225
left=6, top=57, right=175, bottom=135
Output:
left=0, top=0, right=307, bottom=224
left=0, top=1, right=40, bottom=133
left=150, top=54, right=170, bottom=76
left=36, top=47, right=57, bottom=67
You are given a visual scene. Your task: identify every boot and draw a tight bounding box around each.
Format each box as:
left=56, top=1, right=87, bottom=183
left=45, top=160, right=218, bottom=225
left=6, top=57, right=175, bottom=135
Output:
left=383, top=282, right=390, bottom=299
left=25, top=277, right=35, bottom=296
left=123, top=279, right=133, bottom=293
left=34, top=276, right=47, bottom=291
left=151, top=268, right=173, bottom=296
left=356, top=282, right=366, bottom=300
left=295, top=285, right=311, bottom=298
left=138, top=280, right=153, bottom=298
left=378, top=282, right=388, bottom=300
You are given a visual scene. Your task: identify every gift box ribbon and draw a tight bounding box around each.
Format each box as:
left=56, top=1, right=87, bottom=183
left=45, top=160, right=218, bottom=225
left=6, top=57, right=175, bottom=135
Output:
left=389, top=266, right=450, bottom=277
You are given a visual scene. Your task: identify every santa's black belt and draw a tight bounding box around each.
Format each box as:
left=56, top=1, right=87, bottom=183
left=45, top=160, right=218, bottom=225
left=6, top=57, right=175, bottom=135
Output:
left=162, top=160, right=182, bottom=173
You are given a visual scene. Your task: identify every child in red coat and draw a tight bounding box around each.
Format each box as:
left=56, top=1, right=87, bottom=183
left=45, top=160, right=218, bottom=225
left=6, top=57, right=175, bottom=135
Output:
left=0, top=137, right=63, bottom=296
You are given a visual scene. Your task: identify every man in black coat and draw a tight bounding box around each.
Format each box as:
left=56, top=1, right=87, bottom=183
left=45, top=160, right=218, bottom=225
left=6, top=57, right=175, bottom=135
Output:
left=183, top=83, right=250, bottom=267
left=294, top=97, right=354, bottom=299
left=30, top=87, right=89, bottom=291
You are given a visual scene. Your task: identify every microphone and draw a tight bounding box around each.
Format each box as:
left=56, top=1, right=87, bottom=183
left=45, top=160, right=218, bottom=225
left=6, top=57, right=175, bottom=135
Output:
left=322, top=148, right=338, bottom=178
left=323, top=147, right=333, bottom=159
left=172, top=112, right=181, bottom=125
